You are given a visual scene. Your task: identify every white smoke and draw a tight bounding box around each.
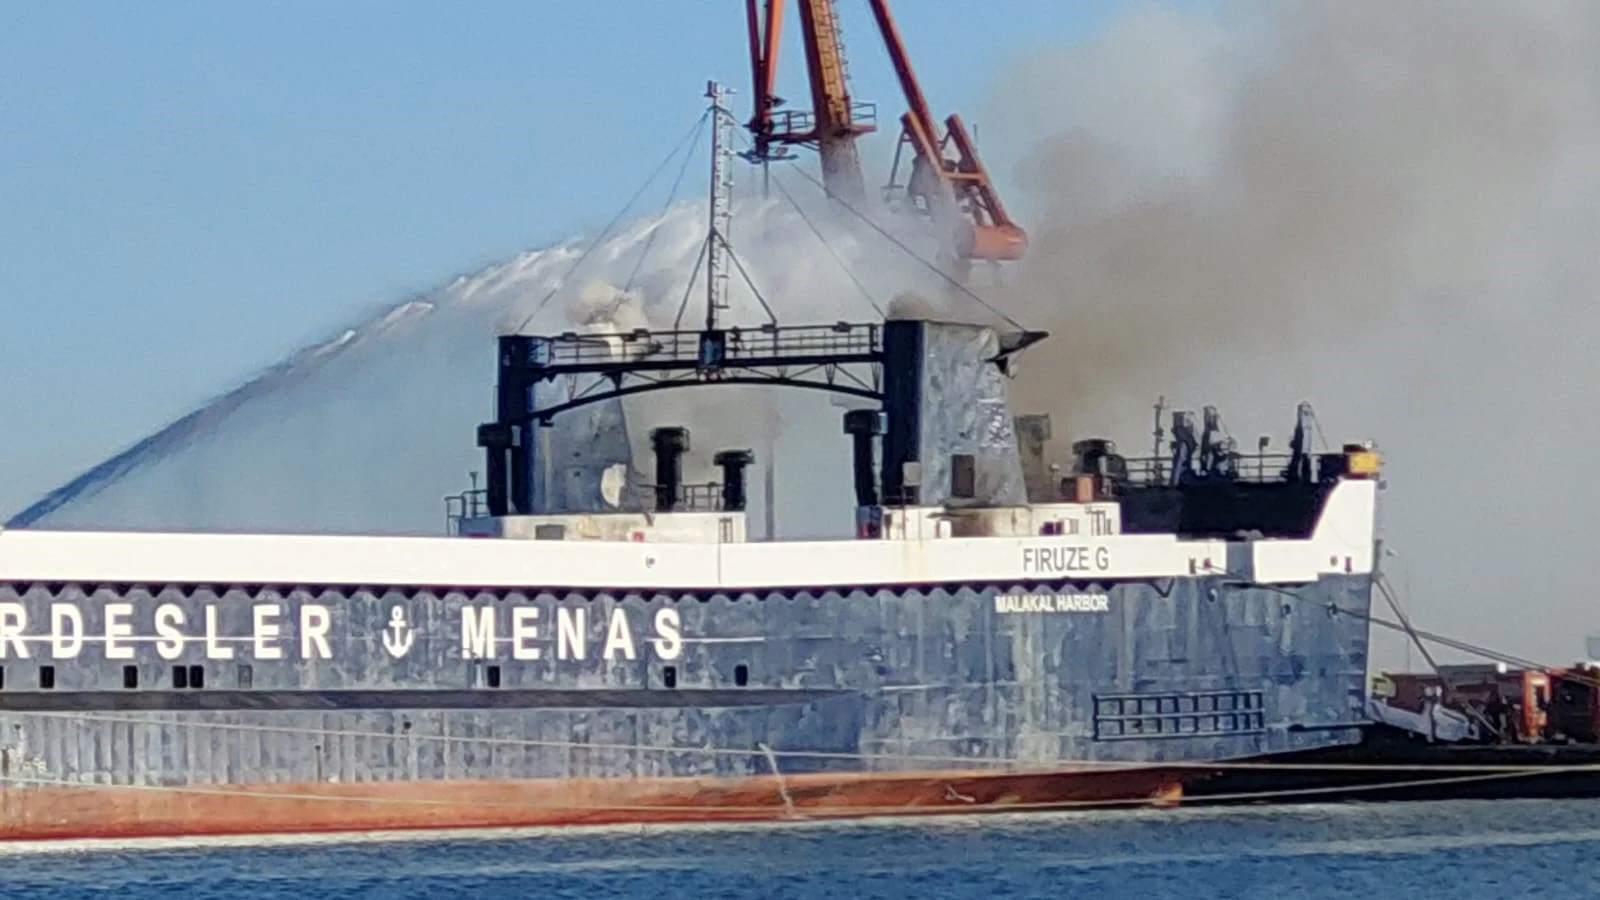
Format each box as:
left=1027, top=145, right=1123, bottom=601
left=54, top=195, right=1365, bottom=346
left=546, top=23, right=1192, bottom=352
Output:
left=13, top=191, right=942, bottom=539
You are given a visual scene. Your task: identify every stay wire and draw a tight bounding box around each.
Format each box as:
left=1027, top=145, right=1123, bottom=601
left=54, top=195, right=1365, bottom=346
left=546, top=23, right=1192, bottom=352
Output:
left=1200, top=570, right=1600, bottom=746
left=765, top=165, right=886, bottom=318
left=779, top=159, right=1026, bottom=331
left=671, top=235, right=709, bottom=330
left=622, top=113, right=709, bottom=295
left=722, top=239, right=780, bottom=325
left=1346, top=598, right=1549, bottom=674
left=1374, top=572, right=1495, bottom=737
left=512, top=110, right=710, bottom=334
left=1258, top=572, right=1600, bottom=694
left=1233, top=569, right=1576, bottom=685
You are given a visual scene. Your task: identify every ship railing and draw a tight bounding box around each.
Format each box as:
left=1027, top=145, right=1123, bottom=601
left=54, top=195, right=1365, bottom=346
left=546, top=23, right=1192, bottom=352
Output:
left=641, top=481, right=726, bottom=513
left=765, top=103, right=878, bottom=142
left=871, top=453, right=1306, bottom=514
left=531, top=322, right=881, bottom=369
left=442, top=482, right=730, bottom=533
left=1114, top=452, right=1301, bottom=487
left=445, top=489, right=490, bottom=535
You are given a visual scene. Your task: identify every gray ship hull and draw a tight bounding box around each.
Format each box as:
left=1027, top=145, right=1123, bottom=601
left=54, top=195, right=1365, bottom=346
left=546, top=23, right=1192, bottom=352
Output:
left=0, top=572, right=1371, bottom=837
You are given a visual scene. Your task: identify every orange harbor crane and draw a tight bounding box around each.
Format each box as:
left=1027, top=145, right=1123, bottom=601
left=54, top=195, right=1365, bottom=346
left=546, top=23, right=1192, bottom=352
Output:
left=743, top=0, right=1028, bottom=277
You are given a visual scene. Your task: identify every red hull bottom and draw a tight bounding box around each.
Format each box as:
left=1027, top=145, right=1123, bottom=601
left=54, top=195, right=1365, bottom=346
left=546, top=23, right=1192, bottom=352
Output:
left=0, top=767, right=1186, bottom=841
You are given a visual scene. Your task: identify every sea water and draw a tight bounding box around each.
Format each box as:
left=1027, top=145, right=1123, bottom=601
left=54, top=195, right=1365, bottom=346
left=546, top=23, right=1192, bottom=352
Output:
left=0, top=799, right=1591, bottom=899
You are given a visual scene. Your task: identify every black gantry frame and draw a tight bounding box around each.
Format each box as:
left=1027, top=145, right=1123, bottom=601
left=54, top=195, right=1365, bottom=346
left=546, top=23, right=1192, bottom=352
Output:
left=477, top=322, right=886, bottom=516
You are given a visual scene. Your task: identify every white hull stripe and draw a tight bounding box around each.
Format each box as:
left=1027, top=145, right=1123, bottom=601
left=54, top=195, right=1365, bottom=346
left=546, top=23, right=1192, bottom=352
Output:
left=0, top=482, right=1376, bottom=591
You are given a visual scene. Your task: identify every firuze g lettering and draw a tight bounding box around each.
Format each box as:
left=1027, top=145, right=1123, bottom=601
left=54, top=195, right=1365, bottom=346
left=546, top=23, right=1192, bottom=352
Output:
left=1021, top=546, right=1111, bottom=574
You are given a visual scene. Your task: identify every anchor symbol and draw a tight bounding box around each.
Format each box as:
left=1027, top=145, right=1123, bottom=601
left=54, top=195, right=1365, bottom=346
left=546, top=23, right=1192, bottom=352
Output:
left=381, top=605, right=415, bottom=659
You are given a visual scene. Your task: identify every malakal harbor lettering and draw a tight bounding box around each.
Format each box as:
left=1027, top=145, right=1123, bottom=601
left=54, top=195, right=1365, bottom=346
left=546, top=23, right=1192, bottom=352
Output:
left=994, top=593, right=1113, bottom=614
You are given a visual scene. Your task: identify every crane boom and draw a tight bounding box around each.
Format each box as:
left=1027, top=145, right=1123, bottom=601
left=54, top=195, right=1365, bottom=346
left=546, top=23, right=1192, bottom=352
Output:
left=743, top=0, right=1027, bottom=270
left=797, top=0, right=867, bottom=203
left=746, top=0, right=782, bottom=131
left=746, top=0, right=875, bottom=205
left=866, top=0, right=1026, bottom=264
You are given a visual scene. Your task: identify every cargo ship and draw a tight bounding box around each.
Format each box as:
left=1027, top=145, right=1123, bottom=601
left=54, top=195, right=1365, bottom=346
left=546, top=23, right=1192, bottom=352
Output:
left=0, top=305, right=1382, bottom=840
left=0, top=37, right=1384, bottom=838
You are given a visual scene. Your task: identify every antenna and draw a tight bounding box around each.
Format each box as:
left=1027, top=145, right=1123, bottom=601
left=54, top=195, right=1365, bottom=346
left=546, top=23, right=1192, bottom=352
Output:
left=1151, top=395, right=1166, bottom=481
left=705, top=80, right=735, bottom=332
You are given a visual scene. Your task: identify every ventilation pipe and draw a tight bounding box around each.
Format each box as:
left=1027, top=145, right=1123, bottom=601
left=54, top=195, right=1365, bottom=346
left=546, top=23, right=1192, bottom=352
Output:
left=650, top=426, right=690, bottom=511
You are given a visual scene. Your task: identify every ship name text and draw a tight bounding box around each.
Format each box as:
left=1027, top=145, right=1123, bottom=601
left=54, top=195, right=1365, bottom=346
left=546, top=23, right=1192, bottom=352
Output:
left=0, top=602, right=683, bottom=663
left=459, top=606, right=680, bottom=662
left=1021, top=545, right=1111, bottom=574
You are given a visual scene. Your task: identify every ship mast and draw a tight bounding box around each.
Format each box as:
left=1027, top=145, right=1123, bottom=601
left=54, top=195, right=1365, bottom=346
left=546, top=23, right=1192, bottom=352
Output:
left=476, top=81, right=909, bottom=519
left=705, top=80, right=735, bottom=332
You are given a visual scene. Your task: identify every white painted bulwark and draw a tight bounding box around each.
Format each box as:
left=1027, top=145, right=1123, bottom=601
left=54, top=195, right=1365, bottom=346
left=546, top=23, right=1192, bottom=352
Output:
left=880, top=502, right=1120, bottom=541
left=1249, top=478, right=1377, bottom=583
left=0, top=481, right=1377, bottom=589
left=465, top=511, right=747, bottom=544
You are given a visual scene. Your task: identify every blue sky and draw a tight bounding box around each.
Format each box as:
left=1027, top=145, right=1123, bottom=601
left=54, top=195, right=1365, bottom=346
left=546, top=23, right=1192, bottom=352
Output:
left=0, top=1, right=1156, bottom=517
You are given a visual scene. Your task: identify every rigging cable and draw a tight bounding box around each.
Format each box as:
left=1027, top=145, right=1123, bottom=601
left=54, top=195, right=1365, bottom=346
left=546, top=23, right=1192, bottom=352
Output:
left=1374, top=569, right=1495, bottom=738
left=665, top=116, right=781, bottom=328
left=1210, top=565, right=1600, bottom=694
left=1244, top=569, right=1600, bottom=694
left=670, top=236, right=709, bottom=330
left=766, top=167, right=887, bottom=318
left=780, top=159, right=1026, bottom=331
left=621, top=113, right=710, bottom=295
left=511, top=110, right=710, bottom=334
left=1339, top=601, right=1553, bottom=675
left=722, top=241, right=780, bottom=325
left=733, top=130, right=886, bottom=318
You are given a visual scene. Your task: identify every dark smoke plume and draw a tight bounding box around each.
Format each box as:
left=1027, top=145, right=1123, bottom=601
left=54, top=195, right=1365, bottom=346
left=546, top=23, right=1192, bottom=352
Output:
left=989, top=0, right=1600, bottom=665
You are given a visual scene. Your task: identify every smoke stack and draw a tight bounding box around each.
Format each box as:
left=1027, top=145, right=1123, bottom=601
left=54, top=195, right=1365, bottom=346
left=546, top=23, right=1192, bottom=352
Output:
left=650, top=426, right=690, bottom=512
left=843, top=409, right=884, bottom=507
left=714, top=449, right=755, bottom=512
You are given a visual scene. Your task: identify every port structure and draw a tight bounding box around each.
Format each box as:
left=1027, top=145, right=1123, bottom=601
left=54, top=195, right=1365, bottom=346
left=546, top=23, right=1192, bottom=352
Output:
left=744, top=0, right=878, bottom=203
left=743, top=0, right=1027, bottom=275
left=477, top=82, right=889, bottom=518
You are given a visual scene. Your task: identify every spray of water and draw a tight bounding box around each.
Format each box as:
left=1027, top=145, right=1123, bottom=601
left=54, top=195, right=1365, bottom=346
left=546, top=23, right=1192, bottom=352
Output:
left=9, top=193, right=939, bottom=538
left=985, top=0, right=1600, bottom=665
